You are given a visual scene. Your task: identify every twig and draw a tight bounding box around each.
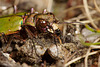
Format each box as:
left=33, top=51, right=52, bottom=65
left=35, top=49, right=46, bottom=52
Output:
left=83, top=0, right=98, bottom=30
left=64, top=17, right=100, bottom=25
left=85, top=36, right=100, bottom=67
left=63, top=5, right=94, bottom=14
left=64, top=52, right=71, bottom=63
left=64, top=51, right=99, bottom=67
left=93, top=0, right=100, bottom=13
left=90, top=38, right=100, bottom=49
left=75, top=20, right=80, bottom=34
left=14, top=0, right=19, bottom=5
left=98, top=55, right=100, bottom=67
left=94, top=37, right=100, bottom=43
left=63, top=24, right=67, bottom=37
left=64, top=10, right=97, bottom=22
left=84, top=47, right=91, bottom=67
left=65, top=52, right=77, bottom=63
left=47, top=0, right=53, bottom=12
left=90, top=45, right=100, bottom=49
left=59, top=5, right=94, bottom=19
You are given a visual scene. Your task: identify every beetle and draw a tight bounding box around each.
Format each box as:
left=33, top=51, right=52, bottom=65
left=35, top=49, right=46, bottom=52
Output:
left=0, top=16, right=23, bottom=36
left=0, top=11, right=35, bottom=37
left=0, top=9, right=63, bottom=53
left=33, top=12, right=62, bottom=43
left=25, top=11, right=61, bottom=35
left=0, top=9, right=62, bottom=44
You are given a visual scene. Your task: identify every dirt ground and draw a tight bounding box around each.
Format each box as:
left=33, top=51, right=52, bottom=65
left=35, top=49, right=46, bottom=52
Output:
left=0, top=0, right=100, bottom=67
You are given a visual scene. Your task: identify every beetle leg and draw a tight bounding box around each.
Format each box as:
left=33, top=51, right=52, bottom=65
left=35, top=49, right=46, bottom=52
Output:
left=2, top=34, right=14, bottom=53
left=52, top=29, right=62, bottom=44
left=0, top=33, right=8, bottom=43
left=24, top=25, right=39, bottom=57
left=0, top=33, right=8, bottom=52
left=24, top=25, right=34, bottom=38
left=57, top=36, right=62, bottom=44
left=3, top=36, right=13, bottom=52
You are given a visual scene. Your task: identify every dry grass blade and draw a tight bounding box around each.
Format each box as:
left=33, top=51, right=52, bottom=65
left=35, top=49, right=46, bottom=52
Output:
left=47, top=0, right=53, bottom=12
left=65, top=52, right=77, bottom=63
left=98, top=55, right=100, bottom=67
left=64, top=10, right=97, bottom=22
left=90, top=45, right=100, bottom=49
left=85, top=37, right=100, bottom=67
left=60, top=5, right=94, bottom=20
left=83, top=0, right=98, bottom=30
left=84, top=47, right=91, bottom=67
left=90, top=38, right=100, bottom=49
left=64, top=37, right=100, bottom=67
left=93, top=0, right=100, bottom=13
left=63, top=5, right=93, bottom=14
left=14, top=0, right=19, bottom=5
left=64, top=51, right=99, bottom=67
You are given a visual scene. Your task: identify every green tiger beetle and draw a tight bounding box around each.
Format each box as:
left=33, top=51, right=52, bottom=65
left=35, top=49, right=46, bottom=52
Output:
left=0, top=9, right=62, bottom=52
left=0, top=16, right=23, bottom=36
left=0, top=9, right=60, bottom=36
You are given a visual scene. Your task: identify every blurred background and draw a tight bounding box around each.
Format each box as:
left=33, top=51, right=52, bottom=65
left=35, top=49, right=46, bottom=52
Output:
left=0, top=0, right=77, bottom=19
left=0, top=0, right=100, bottom=21
left=1, top=1, right=100, bottom=67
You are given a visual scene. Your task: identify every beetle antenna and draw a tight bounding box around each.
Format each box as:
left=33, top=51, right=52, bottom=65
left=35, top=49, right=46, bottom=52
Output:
left=43, top=9, right=47, bottom=14
left=14, top=5, right=17, bottom=14
left=23, top=16, right=27, bottom=24
left=31, top=8, right=34, bottom=14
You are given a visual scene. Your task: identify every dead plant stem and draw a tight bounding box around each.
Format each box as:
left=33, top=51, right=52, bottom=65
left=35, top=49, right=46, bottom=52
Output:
left=83, top=0, right=98, bottom=30
left=93, top=0, right=100, bottom=13
left=64, top=51, right=99, bottom=67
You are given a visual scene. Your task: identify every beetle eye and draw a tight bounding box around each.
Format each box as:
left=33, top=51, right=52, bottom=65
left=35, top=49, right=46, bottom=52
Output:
left=42, top=21, right=46, bottom=23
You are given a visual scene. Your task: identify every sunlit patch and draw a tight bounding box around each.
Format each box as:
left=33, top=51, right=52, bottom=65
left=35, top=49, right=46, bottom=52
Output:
left=67, top=33, right=71, bottom=35
left=35, top=12, right=38, bottom=14
left=47, top=29, right=53, bottom=33
left=43, top=21, right=46, bottom=23
left=52, top=23, right=58, bottom=30
left=8, top=30, right=11, bottom=31
left=1, top=6, right=7, bottom=10
left=19, top=26, right=21, bottom=30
